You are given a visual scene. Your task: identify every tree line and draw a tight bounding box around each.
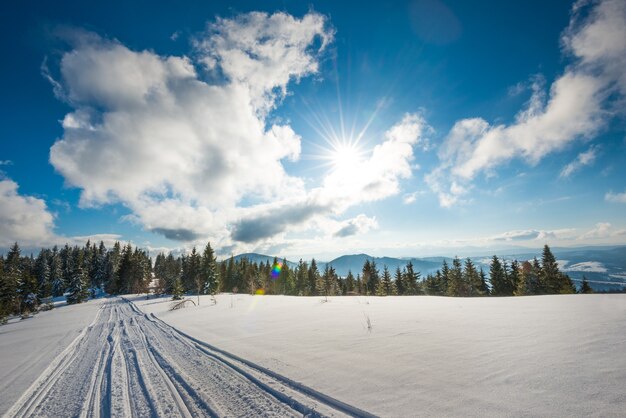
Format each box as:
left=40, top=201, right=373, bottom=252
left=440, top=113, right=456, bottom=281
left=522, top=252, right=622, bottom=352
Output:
left=0, top=241, right=594, bottom=322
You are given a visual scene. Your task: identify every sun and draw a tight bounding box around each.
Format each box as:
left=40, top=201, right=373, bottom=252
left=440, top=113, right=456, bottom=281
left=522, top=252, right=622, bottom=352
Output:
left=330, top=142, right=362, bottom=171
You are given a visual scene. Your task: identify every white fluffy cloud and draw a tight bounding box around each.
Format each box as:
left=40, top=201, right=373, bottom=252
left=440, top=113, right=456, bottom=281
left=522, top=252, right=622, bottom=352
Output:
left=230, top=113, right=430, bottom=243
left=0, top=177, right=122, bottom=249
left=48, top=12, right=428, bottom=249
left=49, top=12, right=331, bottom=245
left=605, top=190, right=626, bottom=203
left=560, top=146, right=597, bottom=178
left=428, top=0, right=626, bottom=206
left=579, top=222, right=626, bottom=240
left=0, top=179, right=56, bottom=247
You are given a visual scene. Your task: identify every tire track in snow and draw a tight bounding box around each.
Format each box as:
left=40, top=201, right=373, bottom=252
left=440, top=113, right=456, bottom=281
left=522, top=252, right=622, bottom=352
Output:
left=4, top=304, right=107, bottom=418
left=5, top=298, right=376, bottom=418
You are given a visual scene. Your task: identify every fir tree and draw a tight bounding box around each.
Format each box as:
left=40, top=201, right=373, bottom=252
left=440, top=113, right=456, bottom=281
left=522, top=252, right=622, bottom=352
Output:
left=66, top=253, right=89, bottom=304
left=423, top=272, right=441, bottom=295
left=479, top=268, right=489, bottom=295
left=447, top=257, right=466, bottom=297
left=439, top=260, right=450, bottom=295
left=489, top=256, right=509, bottom=296
left=171, top=278, right=184, bottom=300
left=376, top=265, right=397, bottom=296
left=345, top=270, right=356, bottom=294
left=403, top=261, right=421, bottom=295
left=580, top=276, right=593, bottom=294
left=295, top=259, right=309, bottom=295
left=394, top=266, right=405, bottom=295
left=35, top=250, right=51, bottom=299
left=361, top=260, right=372, bottom=295
left=464, top=258, right=484, bottom=296
left=200, top=242, right=218, bottom=295
left=50, top=248, right=64, bottom=297
left=508, top=260, right=520, bottom=296
left=105, top=242, right=121, bottom=294
left=93, top=241, right=108, bottom=290
left=2, top=243, right=21, bottom=314
left=308, top=259, right=320, bottom=296
left=0, top=259, right=9, bottom=321
left=541, top=245, right=560, bottom=293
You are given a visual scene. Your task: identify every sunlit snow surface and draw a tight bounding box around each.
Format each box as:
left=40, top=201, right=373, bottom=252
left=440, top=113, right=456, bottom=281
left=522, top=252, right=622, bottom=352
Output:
left=134, top=294, right=626, bottom=417
left=2, top=295, right=625, bottom=417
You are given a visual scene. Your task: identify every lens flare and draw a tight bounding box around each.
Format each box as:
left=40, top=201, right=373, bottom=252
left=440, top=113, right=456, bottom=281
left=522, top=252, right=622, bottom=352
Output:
left=271, top=262, right=283, bottom=279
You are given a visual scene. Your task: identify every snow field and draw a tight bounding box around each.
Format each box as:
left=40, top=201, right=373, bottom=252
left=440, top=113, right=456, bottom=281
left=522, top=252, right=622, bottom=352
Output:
left=0, top=298, right=105, bottom=416
left=4, top=298, right=360, bottom=417
left=133, top=293, right=626, bottom=417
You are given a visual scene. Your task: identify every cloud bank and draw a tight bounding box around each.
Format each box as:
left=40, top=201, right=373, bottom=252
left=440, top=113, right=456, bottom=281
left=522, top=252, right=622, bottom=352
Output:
left=428, top=0, right=626, bottom=207
left=47, top=12, right=429, bottom=251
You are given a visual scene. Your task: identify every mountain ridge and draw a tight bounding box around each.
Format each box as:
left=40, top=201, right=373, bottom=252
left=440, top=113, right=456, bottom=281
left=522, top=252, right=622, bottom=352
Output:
left=227, top=246, right=626, bottom=291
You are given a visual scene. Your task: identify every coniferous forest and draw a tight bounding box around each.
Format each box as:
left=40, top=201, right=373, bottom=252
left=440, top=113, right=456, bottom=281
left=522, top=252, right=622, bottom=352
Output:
left=0, top=241, right=594, bottom=322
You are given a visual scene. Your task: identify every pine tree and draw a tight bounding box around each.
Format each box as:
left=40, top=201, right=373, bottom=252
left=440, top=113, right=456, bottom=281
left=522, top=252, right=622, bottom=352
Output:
left=580, top=276, right=593, bottom=294
left=93, top=241, right=108, bottom=290
left=540, top=245, right=575, bottom=294
left=394, top=266, right=405, bottom=295
left=464, top=258, right=484, bottom=296
left=508, top=260, right=520, bottom=296
left=200, top=242, right=218, bottom=296
left=345, top=270, right=356, bottom=294
left=439, top=260, right=450, bottom=294
left=163, top=253, right=181, bottom=294
left=361, top=260, right=372, bottom=295
left=66, top=252, right=89, bottom=304
left=295, top=259, right=309, bottom=295
left=105, top=242, right=121, bottom=294
left=423, top=272, right=441, bottom=295
left=316, top=265, right=329, bottom=300
left=171, top=278, right=184, bottom=300
left=403, top=261, right=421, bottom=295
left=0, top=259, right=9, bottom=321
left=369, top=261, right=380, bottom=295
left=479, top=268, right=489, bottom=295
left=35, top=250, right=51, bottom=299
left=541, top=245, right=560, bottom=294
left=447, top=257, right=466, bottom=297
left=308, top=259, right=320, bottom=296
left=50, top=247, right=64, bottom=297
left=376, top=265, right=396, bottom=296
left=489, top=256, right=508, bottom=296
left=2, top=243, right=21, bottom=314
left=278, top=258, right=294, bottom=295
left=502, top=260, right=516, bottom=296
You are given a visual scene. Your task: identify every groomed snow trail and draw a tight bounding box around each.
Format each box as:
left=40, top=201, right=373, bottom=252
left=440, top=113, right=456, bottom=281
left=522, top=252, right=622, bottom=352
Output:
left=5, top=298, right=371, bottom=418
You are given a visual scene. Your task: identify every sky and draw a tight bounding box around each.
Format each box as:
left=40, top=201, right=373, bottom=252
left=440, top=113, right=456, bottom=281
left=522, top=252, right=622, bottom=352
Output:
left=1, top=0, right=625, bottom=260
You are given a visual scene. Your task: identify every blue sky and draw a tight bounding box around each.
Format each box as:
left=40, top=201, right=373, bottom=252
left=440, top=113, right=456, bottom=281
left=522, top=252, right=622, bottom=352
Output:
left=1, top=0, right=625, bottom=259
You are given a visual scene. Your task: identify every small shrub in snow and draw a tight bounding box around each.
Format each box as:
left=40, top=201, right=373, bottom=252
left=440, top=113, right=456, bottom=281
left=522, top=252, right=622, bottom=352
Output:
left=363, top=313, right=373, bottom=333
left=170, top=299, right=196, bottom=311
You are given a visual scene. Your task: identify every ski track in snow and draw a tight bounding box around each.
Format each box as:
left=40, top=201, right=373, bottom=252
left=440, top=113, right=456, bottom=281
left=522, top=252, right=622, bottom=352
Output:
left=4, top=298, right=368, bottom=418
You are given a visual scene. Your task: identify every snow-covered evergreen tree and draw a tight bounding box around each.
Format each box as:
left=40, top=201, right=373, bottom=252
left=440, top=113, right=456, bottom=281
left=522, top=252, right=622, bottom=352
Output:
left=66, top=256, right=89, bottom=304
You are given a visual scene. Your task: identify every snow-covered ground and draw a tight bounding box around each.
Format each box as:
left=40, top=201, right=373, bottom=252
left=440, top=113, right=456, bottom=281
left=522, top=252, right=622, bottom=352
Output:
left=133, top=293, right=626, bottom=417
left=3, top=298, right=362, bottom=417
left=0, top=298, right=105, bottom=416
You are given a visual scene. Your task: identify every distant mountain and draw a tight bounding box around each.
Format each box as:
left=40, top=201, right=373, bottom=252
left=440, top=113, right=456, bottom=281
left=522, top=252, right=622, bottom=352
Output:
left=232, top=253, right=298, bottom=269
left=326, top=254, right=445, bottom=277
left=231, top=245, right=626, bottom=292
left=231, top=252, right=445, bottom=278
